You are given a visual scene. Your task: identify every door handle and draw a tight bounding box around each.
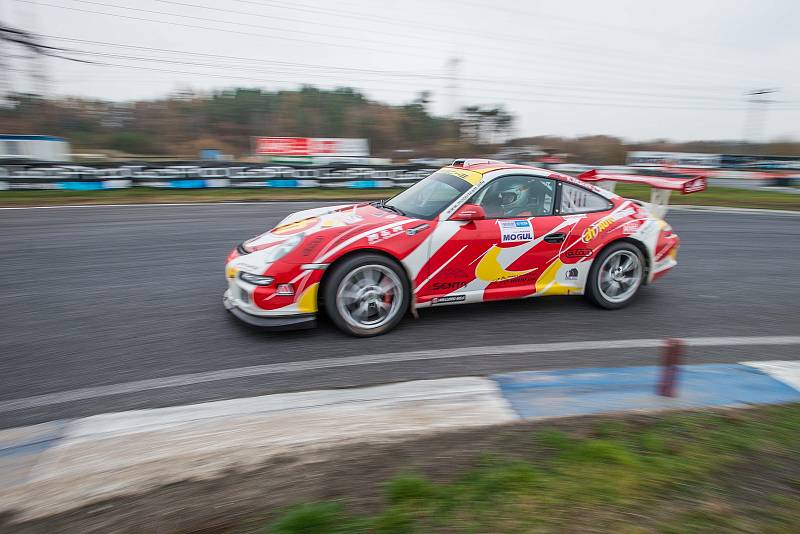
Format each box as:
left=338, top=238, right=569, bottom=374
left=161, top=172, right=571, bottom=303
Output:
left=543, top=232, right=566, bottom=243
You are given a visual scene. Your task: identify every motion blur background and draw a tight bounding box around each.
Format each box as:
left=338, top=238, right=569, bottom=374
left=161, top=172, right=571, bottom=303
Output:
left=3, top=3, right=800, bottom=532
left=1, top=0, right=800, bottom=163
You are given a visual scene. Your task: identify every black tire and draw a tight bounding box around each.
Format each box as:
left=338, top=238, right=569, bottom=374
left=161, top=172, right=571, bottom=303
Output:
left=585, top=241, right=646, bottom=310
left=323, top=253, right=410, bottom=337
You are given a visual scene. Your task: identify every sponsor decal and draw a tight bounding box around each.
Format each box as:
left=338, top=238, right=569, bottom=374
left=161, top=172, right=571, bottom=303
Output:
left=565, top=248, right=593, bottom=258
left=683, top=177, right=707, bottom=193
left=367, top=225, right=405, bottom=244
left=273, top=217, right=319, bottom=236
left=300, top=235, right=326, bottom=257
left=581, top=208, right=634, bottom=243
left=492, top=274, right=536, bottom=286
left=431, top=281, right=468, bottom=291
left=565, top=268, right=579, bottom=280
left=499, top=219, right=533, bottom=243
left=431, top=294, right=466, bottom=304
left=622, top=220, right=644, bottom=235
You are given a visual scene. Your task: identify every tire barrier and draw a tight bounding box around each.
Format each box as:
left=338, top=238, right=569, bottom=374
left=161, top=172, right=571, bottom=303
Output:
left=0, top=163, right=440, bottom=190
left=0, top=162, right=797, bottom=190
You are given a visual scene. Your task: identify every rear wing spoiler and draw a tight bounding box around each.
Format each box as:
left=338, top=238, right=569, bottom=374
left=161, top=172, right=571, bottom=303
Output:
left=577, top=169, right=707, bottom=218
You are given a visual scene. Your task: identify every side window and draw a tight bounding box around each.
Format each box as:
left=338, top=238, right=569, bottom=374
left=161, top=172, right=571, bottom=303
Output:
left=560, top=183, right=612, bottom=214
left=470, top=175, right=555, bottom=219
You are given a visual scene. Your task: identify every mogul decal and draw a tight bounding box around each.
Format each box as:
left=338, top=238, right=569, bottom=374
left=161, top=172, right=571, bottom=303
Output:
left=499, top=219, right=533, bottom=243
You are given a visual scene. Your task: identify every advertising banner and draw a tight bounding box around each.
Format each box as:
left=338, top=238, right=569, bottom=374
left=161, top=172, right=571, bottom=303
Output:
left=253, top=137, right=369, bottom=156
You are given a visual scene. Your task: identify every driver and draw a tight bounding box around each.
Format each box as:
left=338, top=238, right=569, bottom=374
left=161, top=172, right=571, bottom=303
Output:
left=498, top=181, right=533, bottom=217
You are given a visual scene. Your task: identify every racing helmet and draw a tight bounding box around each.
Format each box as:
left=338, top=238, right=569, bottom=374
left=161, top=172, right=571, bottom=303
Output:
left=499, top=180, right=531, bottom=215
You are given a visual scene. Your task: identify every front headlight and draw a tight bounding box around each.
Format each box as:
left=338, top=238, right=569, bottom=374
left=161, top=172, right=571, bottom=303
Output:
left=238, top=272, right=274, bottom=286
left=266, top=233, right=304, bottom=263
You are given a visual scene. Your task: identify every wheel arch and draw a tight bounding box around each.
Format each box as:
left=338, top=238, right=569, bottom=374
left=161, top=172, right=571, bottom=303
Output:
left=317, top=248, right=415, bottom=311
left=596, top=236, right=651, bottom=284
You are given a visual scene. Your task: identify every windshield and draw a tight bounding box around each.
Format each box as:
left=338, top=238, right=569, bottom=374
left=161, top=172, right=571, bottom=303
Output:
left=384, top=171, right=472, bottom=220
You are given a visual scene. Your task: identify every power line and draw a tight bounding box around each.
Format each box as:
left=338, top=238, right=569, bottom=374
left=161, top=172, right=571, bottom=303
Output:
left=42, top=35, right=767, bottom=106
left=62, top=45, right=769, bottom=107
left=232, top=0, right=760, bottom=84
left=22, top=0, right=760, bottom=90
left=69, top=58, right=796, bottom=112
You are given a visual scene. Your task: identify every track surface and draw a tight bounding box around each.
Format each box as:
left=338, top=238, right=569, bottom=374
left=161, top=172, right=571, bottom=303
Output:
left=1, top=203, right=798, bottom=428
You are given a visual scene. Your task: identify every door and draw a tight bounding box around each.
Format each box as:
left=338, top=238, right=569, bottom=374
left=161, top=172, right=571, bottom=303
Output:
left=417, top=174, right=568, bottom=305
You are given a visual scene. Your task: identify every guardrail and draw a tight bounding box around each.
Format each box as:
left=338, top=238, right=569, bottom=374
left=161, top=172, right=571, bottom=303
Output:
left=0, top=162, right=798, bottom=190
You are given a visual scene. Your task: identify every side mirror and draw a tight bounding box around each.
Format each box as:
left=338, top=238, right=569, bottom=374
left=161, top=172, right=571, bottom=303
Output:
left=450, top=203, right=486, bottom=221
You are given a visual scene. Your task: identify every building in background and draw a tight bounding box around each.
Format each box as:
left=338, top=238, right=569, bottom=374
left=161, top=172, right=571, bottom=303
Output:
left=0, top=134, right=70, bottom=162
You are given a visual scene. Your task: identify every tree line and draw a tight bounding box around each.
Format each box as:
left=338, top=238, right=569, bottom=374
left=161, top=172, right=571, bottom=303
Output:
left=1, top=87, right=797, bottom=163
left=0, top=87, right=513, bottom=159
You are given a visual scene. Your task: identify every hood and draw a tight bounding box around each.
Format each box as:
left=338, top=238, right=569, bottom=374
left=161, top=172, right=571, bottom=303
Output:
left=242, top=202, right=413, bottom=253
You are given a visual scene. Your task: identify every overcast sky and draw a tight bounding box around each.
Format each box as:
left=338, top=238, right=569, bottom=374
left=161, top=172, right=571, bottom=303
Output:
left=2, top=0, right=799, bottom=141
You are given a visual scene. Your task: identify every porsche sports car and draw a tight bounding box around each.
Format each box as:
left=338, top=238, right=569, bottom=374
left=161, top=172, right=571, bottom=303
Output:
left=224, top=159, right=706, bottom=336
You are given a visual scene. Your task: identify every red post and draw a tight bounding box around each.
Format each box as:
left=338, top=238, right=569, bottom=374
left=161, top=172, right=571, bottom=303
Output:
left=658, top=338, right=684, bottom=397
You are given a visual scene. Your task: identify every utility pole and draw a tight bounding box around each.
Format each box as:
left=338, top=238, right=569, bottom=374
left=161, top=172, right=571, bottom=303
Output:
left=13, top=0, right=48, bottom=97
left=445, top=57, right=461, bottom=119
left=0, top=0, right=14, bottom=105
left=742, top=88, right=777, bottom=153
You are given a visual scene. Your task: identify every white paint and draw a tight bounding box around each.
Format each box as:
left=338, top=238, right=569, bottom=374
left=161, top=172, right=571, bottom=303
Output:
left=2, top=336, right=800, bottom=414
left=64, top=377, right=516, bottom=441
left=741, top=360, right=800, bottom=391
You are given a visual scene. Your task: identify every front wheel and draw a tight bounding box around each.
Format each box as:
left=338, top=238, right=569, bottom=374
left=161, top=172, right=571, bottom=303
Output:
left=323, top=253, right=410, bottom=337
left=585, top=242, right=645, bottom=309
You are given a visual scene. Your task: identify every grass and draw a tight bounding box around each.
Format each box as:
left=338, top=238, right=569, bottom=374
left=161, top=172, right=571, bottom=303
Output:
left=1, top=184, right=799, bottom=210
left=259, top=404, right=800, bottom=533
left=0, top=187, right=402, bottom=207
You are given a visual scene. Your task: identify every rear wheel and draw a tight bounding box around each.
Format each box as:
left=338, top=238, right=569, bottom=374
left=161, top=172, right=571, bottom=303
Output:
left=585, top=242, right=645, bottom=309
left=324, top=253, right=410, bottom=337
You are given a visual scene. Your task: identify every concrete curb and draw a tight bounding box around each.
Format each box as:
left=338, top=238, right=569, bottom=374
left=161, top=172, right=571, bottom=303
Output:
left=1, top=361, right=798, bottom=522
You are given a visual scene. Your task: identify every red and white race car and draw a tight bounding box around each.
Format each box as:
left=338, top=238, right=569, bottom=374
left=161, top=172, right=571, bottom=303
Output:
left=224, top=159, right=705, bottom=336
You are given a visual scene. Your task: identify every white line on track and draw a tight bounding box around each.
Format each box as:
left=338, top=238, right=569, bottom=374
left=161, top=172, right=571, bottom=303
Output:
left=2, top=336, right=799, bottom=414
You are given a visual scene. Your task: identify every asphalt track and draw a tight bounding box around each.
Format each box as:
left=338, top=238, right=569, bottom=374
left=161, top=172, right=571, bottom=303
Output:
left=1, top=202, right=799, bottom=429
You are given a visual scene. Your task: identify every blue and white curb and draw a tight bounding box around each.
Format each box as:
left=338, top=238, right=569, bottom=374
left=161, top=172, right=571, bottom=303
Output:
left=1, top=361, right=799, bottom=521
left=494, top=363, right=800, bottom=419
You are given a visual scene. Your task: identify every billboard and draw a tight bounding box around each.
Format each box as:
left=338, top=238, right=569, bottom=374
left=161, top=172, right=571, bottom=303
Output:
left=254, top=137, right=369, bottom=157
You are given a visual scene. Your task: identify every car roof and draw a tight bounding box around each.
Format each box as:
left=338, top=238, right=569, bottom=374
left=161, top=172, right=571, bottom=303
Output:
left=446, top=159, right=555, bottom=177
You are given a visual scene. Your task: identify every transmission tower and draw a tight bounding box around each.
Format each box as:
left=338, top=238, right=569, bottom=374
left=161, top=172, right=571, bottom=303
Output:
left=445, top=57, right=462, bottom=119
left=14, top=0, right=49, bottom=97
left=742, top=88, right=777, bottom=152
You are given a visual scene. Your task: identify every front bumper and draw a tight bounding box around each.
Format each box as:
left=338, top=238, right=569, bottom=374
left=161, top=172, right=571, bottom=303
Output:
left=223, top=291, right=316, bottom=330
